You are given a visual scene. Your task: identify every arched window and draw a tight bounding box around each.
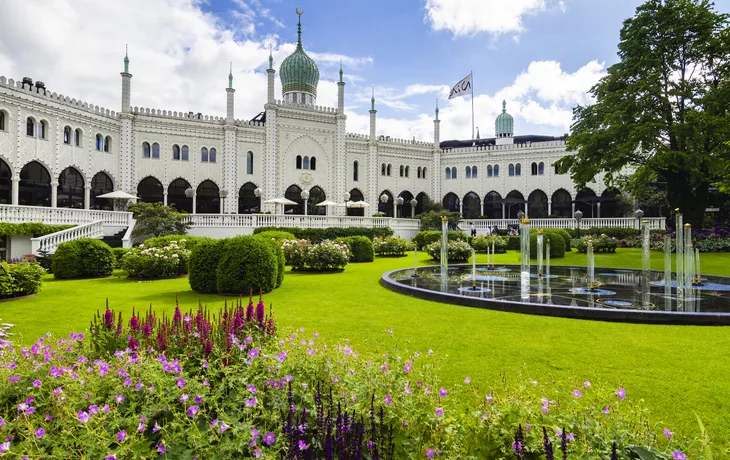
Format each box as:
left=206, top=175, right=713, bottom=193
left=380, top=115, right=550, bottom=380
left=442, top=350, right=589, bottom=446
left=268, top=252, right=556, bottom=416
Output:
left=405, top=165, right=409, bottom=177
left=284, top=184, right=304, bottom=214
left=387, top=164, right=392, bottom=176
left=19, top=161, right=51, bottom=207
left=417, top=166, right=421, bottom=179
left=487, top=165, right=493, bottom=177
left=143, top=142, right=151, bottom=158
left=509, top=164, right=514, bottom=176
left=247, top=151, right=253, bottom=174
left=38, top=120, right=47, bottom=139
left=104, top=136, right=111, bottom=152
left=442, top=193, right=459, bottom=212
left=463, top=192, right=481, bottom=219
left=531, top=162, right=538, bottom=176
left=173, top=145, right=180, bottom=160
left=167, top=178, right=193, bottom=213
left=0, top=111, right=5, bottom=131
left=399, top=165, right=404, bottom=177
left=353, top=161, right=359, bottom=182
left=210, top=148, right=216, bottom=163
left=152, top=143, right=160, bottom=158
left=26, top=118, right=35, bottom=136
left=0, top=159, right=12, bottom=204
left=381, top=163, right=386, bottom=176
left=422, top=167, right=427, bottom=178
left=238, top=182, right=260, bottom=214
left=451, top=167, right=457, bottom=179
left=296, top=155, right=302, bottom=169
left=483, top=191, right=502, bottom=219
left=303, top=156, right=310, bottom=170
left=347, top=188, right=365, bottom=216
left=515, top=163, right=521, bottom=176
left=201, top=147, right=209, bottom=162
left=472, top=165, right=478, bottom=178
left=307, top=186, right=326, bottom=215
left=90, top=172, right=114, bottom=210
left=74, top=129, right=82, bottom=147
left=196, top=180, right=220, bottom=214
left=554, top=164, right=561, bottom=174
left=310, top=157, right=316, bottom=170
left=494, top=165, right=499, bottom=177
left=95, top=134, right=102, bottom=151
left=181, top=145, right=189, bottom=161
left=466, top=166, right=471, bottom=179
left=137, top=177, right=164, bottom=204
left=528, top=189, right=548, bottom=218
left=63, top=126, right=71, bottom=144
left=538, top=162, right=544, bottom=175
left=551, top=189, right=572, bottom=217
left=445, top=167, right=451, bottom=180
left=57, top=167, right=85, bottom=209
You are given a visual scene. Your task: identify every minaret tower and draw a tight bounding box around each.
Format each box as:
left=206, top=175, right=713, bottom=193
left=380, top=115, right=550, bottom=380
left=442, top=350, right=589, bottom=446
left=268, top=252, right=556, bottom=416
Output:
left=223, top=63, right=237, bottom=213
left=266, top=48, right=275, bottom=104
left=334, top=61, right=347, bottom=215
left=226, top=62, right=235, bottom=121
left=120, top=45, right=132, bottom=113
left=367, top=89, right=379, bottom=208
left=432, top=100, right=442, bottom=202
left=337, top=61, right=345, bottom=113
left=119, top=46, right=135, bottom=193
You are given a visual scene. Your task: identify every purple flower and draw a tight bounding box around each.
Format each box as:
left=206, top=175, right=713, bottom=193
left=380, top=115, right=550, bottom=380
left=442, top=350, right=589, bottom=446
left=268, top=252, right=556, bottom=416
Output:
left=32, top=380, right=42, bottom=388
left=248, top=348, right=259, bottom=359
left=264, top=432, right=275, bottom=446
left=486, top=394, right=493, bottom=403
left=0, top=442, right=8, bottom=453
left=385, top=394, right=393, bottom=405
left=35, top=428, right=45, bottom=439
left=617, top=387, right=626, bottom=401
left=298, top=440, right=308, bottom=451
left=435, top=407, right=444, bottom=416
left=0, top=419, right=5, bottom=426
left=219, top=421, right=229, bottom=433
left=602, top=406, right=610, bottom=414
left=194, top=395, right=203, bottom=404
left=7, top=376, right=20, bottom=383
left=245, top=397, right=257, bottom=408
left=464, top=377, right=471, bottom=384
left=253, top=449, right=262, bottom=457
left=135, top=381, right=144, bottom=391
left=157, top=444, right=165, bottom=454
left=404, top=362, right=412, bottom=373
left=103, top=404, right=110, bottom=413
left=439, top=387, right=448, bottom=398
left=426, top=448, right=435, bottom=458
left=115, top=394, right=125, bottom=404
left=105, top=456, right=116, bottom=460
left=138, top=422, right=146, bottom=433
left=116, top=430, right=126, bottom=442
left=89, top=405, right=100, bottom=415
left=153, top=423, right=161, bottom=433
left=584, top=380, right=591, bottom=388
left=77, top=411, right=90, bottom=423
left=248, top=384, right=257, bottom=394
left=177, top=377, right=186, bottom=388
left=673, top=451, right=686, bottom=460
left=664, top=428, right=673, bottom=439
left=187, top=405, right=200, bottom=417
left=572, top=389, right=582, bottom=398
left=180, top=394, right=189, bottom=403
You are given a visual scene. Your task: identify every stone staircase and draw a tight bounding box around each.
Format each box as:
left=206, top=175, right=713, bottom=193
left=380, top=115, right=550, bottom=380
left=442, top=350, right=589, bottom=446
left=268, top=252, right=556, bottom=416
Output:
left=101, top=227, right=128, bottom=248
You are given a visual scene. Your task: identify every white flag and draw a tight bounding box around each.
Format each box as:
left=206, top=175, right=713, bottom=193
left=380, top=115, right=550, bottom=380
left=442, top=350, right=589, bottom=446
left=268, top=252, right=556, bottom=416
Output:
left=448, top=73, right=472, bottom=99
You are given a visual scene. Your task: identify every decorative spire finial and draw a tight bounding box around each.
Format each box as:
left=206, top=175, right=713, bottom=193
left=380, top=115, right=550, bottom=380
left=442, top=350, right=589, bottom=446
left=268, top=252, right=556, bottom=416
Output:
left=435, top=99, right=439, bottom=120
left=295, top=8, right=303, bottom=49
left=502, top=100, right=506, bottom=112
left=268, top=45, right=273, bottom=70
left=371, top=87, right=375, bottom=111
left=228, top=62, right=233, bottom=88
left=339, top=60, right=343, bottom=83
left=123, top=44, right=129, bottom=73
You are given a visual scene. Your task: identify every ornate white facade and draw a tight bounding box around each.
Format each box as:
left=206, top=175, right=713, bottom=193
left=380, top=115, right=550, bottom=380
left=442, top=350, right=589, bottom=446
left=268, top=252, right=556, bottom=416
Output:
left=0, top=18, right=620, bottom=222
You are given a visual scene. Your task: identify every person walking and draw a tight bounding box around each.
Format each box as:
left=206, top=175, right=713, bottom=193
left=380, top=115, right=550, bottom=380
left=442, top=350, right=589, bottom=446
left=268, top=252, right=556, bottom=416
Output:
left=470, top=223, right=477, bottom=237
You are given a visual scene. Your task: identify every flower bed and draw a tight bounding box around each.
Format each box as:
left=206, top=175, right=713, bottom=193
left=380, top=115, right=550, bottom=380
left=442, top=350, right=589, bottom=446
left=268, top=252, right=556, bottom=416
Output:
left=121, top=240, right=190, bottom=279
left=425, top=240, right=473, bottom=262
left=281, top=239, right=350, bottom=271
left=575, top=235, right=619, bottom=253
left=373, top=236, right=409, bottom=257
left=0, top=299, right=695, bottom=458
left=470, top=234, right=508, bottom=253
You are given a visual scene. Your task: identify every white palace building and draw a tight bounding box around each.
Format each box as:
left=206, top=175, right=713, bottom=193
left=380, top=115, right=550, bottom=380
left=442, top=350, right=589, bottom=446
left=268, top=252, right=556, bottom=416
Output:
left=0, top=14, right=662, bottom=258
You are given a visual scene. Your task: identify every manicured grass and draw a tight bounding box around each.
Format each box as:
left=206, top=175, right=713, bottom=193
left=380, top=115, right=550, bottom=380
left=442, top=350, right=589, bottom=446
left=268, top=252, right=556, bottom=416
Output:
left=2, top=248, right=730, bottom=448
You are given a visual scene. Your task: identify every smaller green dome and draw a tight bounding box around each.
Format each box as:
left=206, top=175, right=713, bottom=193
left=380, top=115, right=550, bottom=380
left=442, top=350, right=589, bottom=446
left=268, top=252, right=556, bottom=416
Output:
left=280, top=14, right=319, bottom=97
left=495, top=100, right=514, bottom=136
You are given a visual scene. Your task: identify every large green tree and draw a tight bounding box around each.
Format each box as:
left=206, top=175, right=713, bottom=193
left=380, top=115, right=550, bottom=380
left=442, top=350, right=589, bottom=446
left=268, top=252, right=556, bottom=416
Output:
left=556, top=0, right=730, bottom=227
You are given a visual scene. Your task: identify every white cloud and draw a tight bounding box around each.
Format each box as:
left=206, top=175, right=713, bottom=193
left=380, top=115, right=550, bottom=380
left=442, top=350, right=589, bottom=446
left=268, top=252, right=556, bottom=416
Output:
left=425, top=0, right=553, bottom=37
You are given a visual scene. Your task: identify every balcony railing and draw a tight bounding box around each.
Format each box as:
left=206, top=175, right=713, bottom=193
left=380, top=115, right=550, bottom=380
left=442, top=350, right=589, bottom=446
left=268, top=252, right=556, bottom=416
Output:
left=184, top=214, right=420, bottom=230
left=0, top=204, right=132, bottom=226
left=30, top=221, right=104, bottom=254
left=460, top=217, right=666, bottom=230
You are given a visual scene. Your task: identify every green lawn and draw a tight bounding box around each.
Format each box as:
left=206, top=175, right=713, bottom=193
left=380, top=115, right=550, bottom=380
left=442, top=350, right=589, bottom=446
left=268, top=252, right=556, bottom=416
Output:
left=2, top=248, right=730, bottom=448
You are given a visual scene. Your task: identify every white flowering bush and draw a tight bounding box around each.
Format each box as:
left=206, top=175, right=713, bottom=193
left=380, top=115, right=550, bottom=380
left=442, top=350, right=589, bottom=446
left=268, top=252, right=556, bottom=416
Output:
left=120, top=240, right=189, bottom=279
left=281, top=239, right=350, bottom=271
left=426, top=240, right=473, bottom=262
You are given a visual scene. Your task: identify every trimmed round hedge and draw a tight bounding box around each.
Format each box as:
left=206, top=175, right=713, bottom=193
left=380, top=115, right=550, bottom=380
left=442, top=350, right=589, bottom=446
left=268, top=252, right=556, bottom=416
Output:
left=413, top=230, right=467, bottom=250
left=335, top=236, right=375, bottom=262
left=256, top=230, right=296, bottom=242
left=216, top=236, right=278, bottom=294
left=529, top=231, right=566, bottom=259
left=188, top=240, right=225, bottom=293
left=255, top=235, right=286, bottom=287
left=52, top=238, right=114, bottom=279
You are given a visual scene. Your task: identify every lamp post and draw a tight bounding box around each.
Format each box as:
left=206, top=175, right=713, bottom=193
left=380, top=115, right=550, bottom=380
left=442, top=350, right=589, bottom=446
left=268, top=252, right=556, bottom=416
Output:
left=254, top=187, right=262, bottom=213
left=574, top=210, right=583, bottom=237
left=219, top=189, right=228, bottom=214
left=380, top=193, right=389, bottom=217
left=343, top=192, right=350, bottom=217
left=184, top=187, right=195, bottom=214
left=410, top=198, right=418, bottom=218
left=396, top=196, right=404, bottom=218
left=301, top=189, right=310, bottom=216
left=634, top=209, right=644, bottom=230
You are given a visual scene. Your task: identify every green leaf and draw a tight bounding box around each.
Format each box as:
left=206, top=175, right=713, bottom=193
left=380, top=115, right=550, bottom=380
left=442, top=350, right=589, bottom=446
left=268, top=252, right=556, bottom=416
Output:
left=694, top=411, right=714, bottom=460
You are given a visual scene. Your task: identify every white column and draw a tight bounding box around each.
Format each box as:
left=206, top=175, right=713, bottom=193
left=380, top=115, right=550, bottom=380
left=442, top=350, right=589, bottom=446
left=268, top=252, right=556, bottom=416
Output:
left=548, top=201, right=552, bottom=216
left=84, top=186, right=91, bottom=210
left=597, top=202, right=601, bottom=218
left=163, top=191, right=168, bottom=206
left=192, top=195, right=197, bottom=214
left=501, top=203, right=505, bottom=219
left=11, top=177, right=19, bottom=205
left=51, top=181, right=58, bottom=208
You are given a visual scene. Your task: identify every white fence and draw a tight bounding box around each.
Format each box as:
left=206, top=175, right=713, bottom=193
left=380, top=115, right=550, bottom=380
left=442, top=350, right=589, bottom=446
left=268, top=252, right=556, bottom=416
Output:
left=461, top=217, right=666, bottom=231
left=30, top=221, right=104, bottom=254
left=0, top=204, right=132, bottom=226
left=185, top=213, right=414, bottom=230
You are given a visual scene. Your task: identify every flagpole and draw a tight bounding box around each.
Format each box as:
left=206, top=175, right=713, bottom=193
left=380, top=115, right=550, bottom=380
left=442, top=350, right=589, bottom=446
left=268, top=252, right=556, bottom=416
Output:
left=470, top=71, right=475, bottom=140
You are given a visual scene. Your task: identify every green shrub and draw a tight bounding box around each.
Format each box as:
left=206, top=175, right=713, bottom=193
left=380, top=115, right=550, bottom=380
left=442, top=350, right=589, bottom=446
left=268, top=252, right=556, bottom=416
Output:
left=412, top=230, right=467, bottom=249
left=255, top=235, right=286, bottom=287
left=121, top=241, right=190, bottom=279
left=529, top=231, right=566, bottom=259
left=425, top=240, right=473, bottom=262
left=143, top=235, right=210, bottom=274
left=335, top=236, right=375, bottom=262
left=111, top=247, right=131, bottom=268
left=252, top=226, right=393, bottom=242
left=216, top=236, right=278, bottom=294
left=507, top=236, right=520, bottom=250
left=188, top=239, right=226, bottom=293
left=567, top=226, right=641, bottom=239
left=539, top=228, right=572, bottom=251
left=373, top=236, right=409, bottom=257
left=470, top=235, right=508, bottom=253
left=280, top=240, right=350, bottom=271
left=52, top=239, right=114, bottom=279
left=256, top=230, right=297, bottom=242
left=575, top=235, right=620, bottom=253
left=419, top=210, right=461, bottom=230
left=0, top=222, right=74, bottom=237
left=0, top=261, right=45, bottom=296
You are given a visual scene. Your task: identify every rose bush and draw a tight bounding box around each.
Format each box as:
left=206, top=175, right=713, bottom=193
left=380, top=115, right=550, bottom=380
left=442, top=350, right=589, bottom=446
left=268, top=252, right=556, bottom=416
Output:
left=120, top=240, right=189, bottom=279
left=425, top=240, right=473, bottom=262
left=281, top=240, right=350, bottom=271
left=373, top=236, right=409, bottom=257
left=575, top=235, right=619, bottom=254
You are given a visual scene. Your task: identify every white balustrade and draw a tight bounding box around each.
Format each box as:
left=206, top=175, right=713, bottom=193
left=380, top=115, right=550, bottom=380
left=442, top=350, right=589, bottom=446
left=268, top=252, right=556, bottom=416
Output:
left=30, top=221, right=104, bottom=254
left=121, top=219, right=136, bottom=249
left=184, top=213, right=417, bottom=230
left=461, top=217, right=666, bottom=230
left=0, top=204, right=132, bottom=226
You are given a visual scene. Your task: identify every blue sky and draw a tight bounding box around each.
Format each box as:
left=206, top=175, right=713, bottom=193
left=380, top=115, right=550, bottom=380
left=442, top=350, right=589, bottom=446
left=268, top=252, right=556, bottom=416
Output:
left=2, top=0, right=725, bottom=141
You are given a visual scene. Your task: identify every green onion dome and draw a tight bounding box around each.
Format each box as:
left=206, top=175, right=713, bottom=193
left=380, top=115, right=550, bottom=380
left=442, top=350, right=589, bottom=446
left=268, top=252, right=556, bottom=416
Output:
left=495, top=100, right=514, bottom=136
left=280, top=15, right=319, bottom=97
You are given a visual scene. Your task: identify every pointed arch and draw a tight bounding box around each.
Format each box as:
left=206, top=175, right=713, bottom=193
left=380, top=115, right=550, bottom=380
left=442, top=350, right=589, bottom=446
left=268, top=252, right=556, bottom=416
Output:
left=196, top=180, right=220, bottom=214
left=575, top=188, right=597, bottom=217
left=90, top=171, right=114, bottom=210
left=137, top=176, right=163, bottom=204
left=168, top=178, right=193, bottom=213
left=442, top=192, right=459, bottom=212
left=284, top=184, right=304, bottom=214
left=551, top=189, right=572, bottom=217
left=483, top=191, right=502, bottom=219
left=399, top=190, right=414, bottom=218
left=505, top=190, right=525, bottom=219
left=58, top=167, right=85, bottom=209
left=238, top=182, right=261, bottom=214
left=0, top=158, right=12, bottom=204
left=379, top=190, right=394, bottom=217
left=528, top=189, right=548, bottom=218
left=19, top=161, right=51, bottom=207
left=308, top=186, right=326, bottom=215
left=415, top=192, right=430, bottom=215
left=347, top=188, right=365, bottom=216
left=463, top=191, right=481, bottom=218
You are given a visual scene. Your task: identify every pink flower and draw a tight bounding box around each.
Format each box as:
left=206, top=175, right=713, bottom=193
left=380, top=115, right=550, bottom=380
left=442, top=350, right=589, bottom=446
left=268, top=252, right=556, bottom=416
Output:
left=602, top=406, right=610, bottom=414
left=253, top=449, right=262, bottom=457
left=385, top=394, right=393, bottom=405
left=435, top=407, right=444, bottom=416
left=298, top=440, right=308, bottom=451
left=617, top=387, right=626, bottom=401
left=387, top=328, right=393, bottom=334
left=664, top=428, right=673, bottom=439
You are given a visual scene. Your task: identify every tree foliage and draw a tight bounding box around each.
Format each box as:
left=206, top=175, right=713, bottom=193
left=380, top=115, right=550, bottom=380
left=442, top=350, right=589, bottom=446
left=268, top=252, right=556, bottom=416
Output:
left=129, top=202, right=192, bottom=238
left=557, top=0, right=730, bottom=227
